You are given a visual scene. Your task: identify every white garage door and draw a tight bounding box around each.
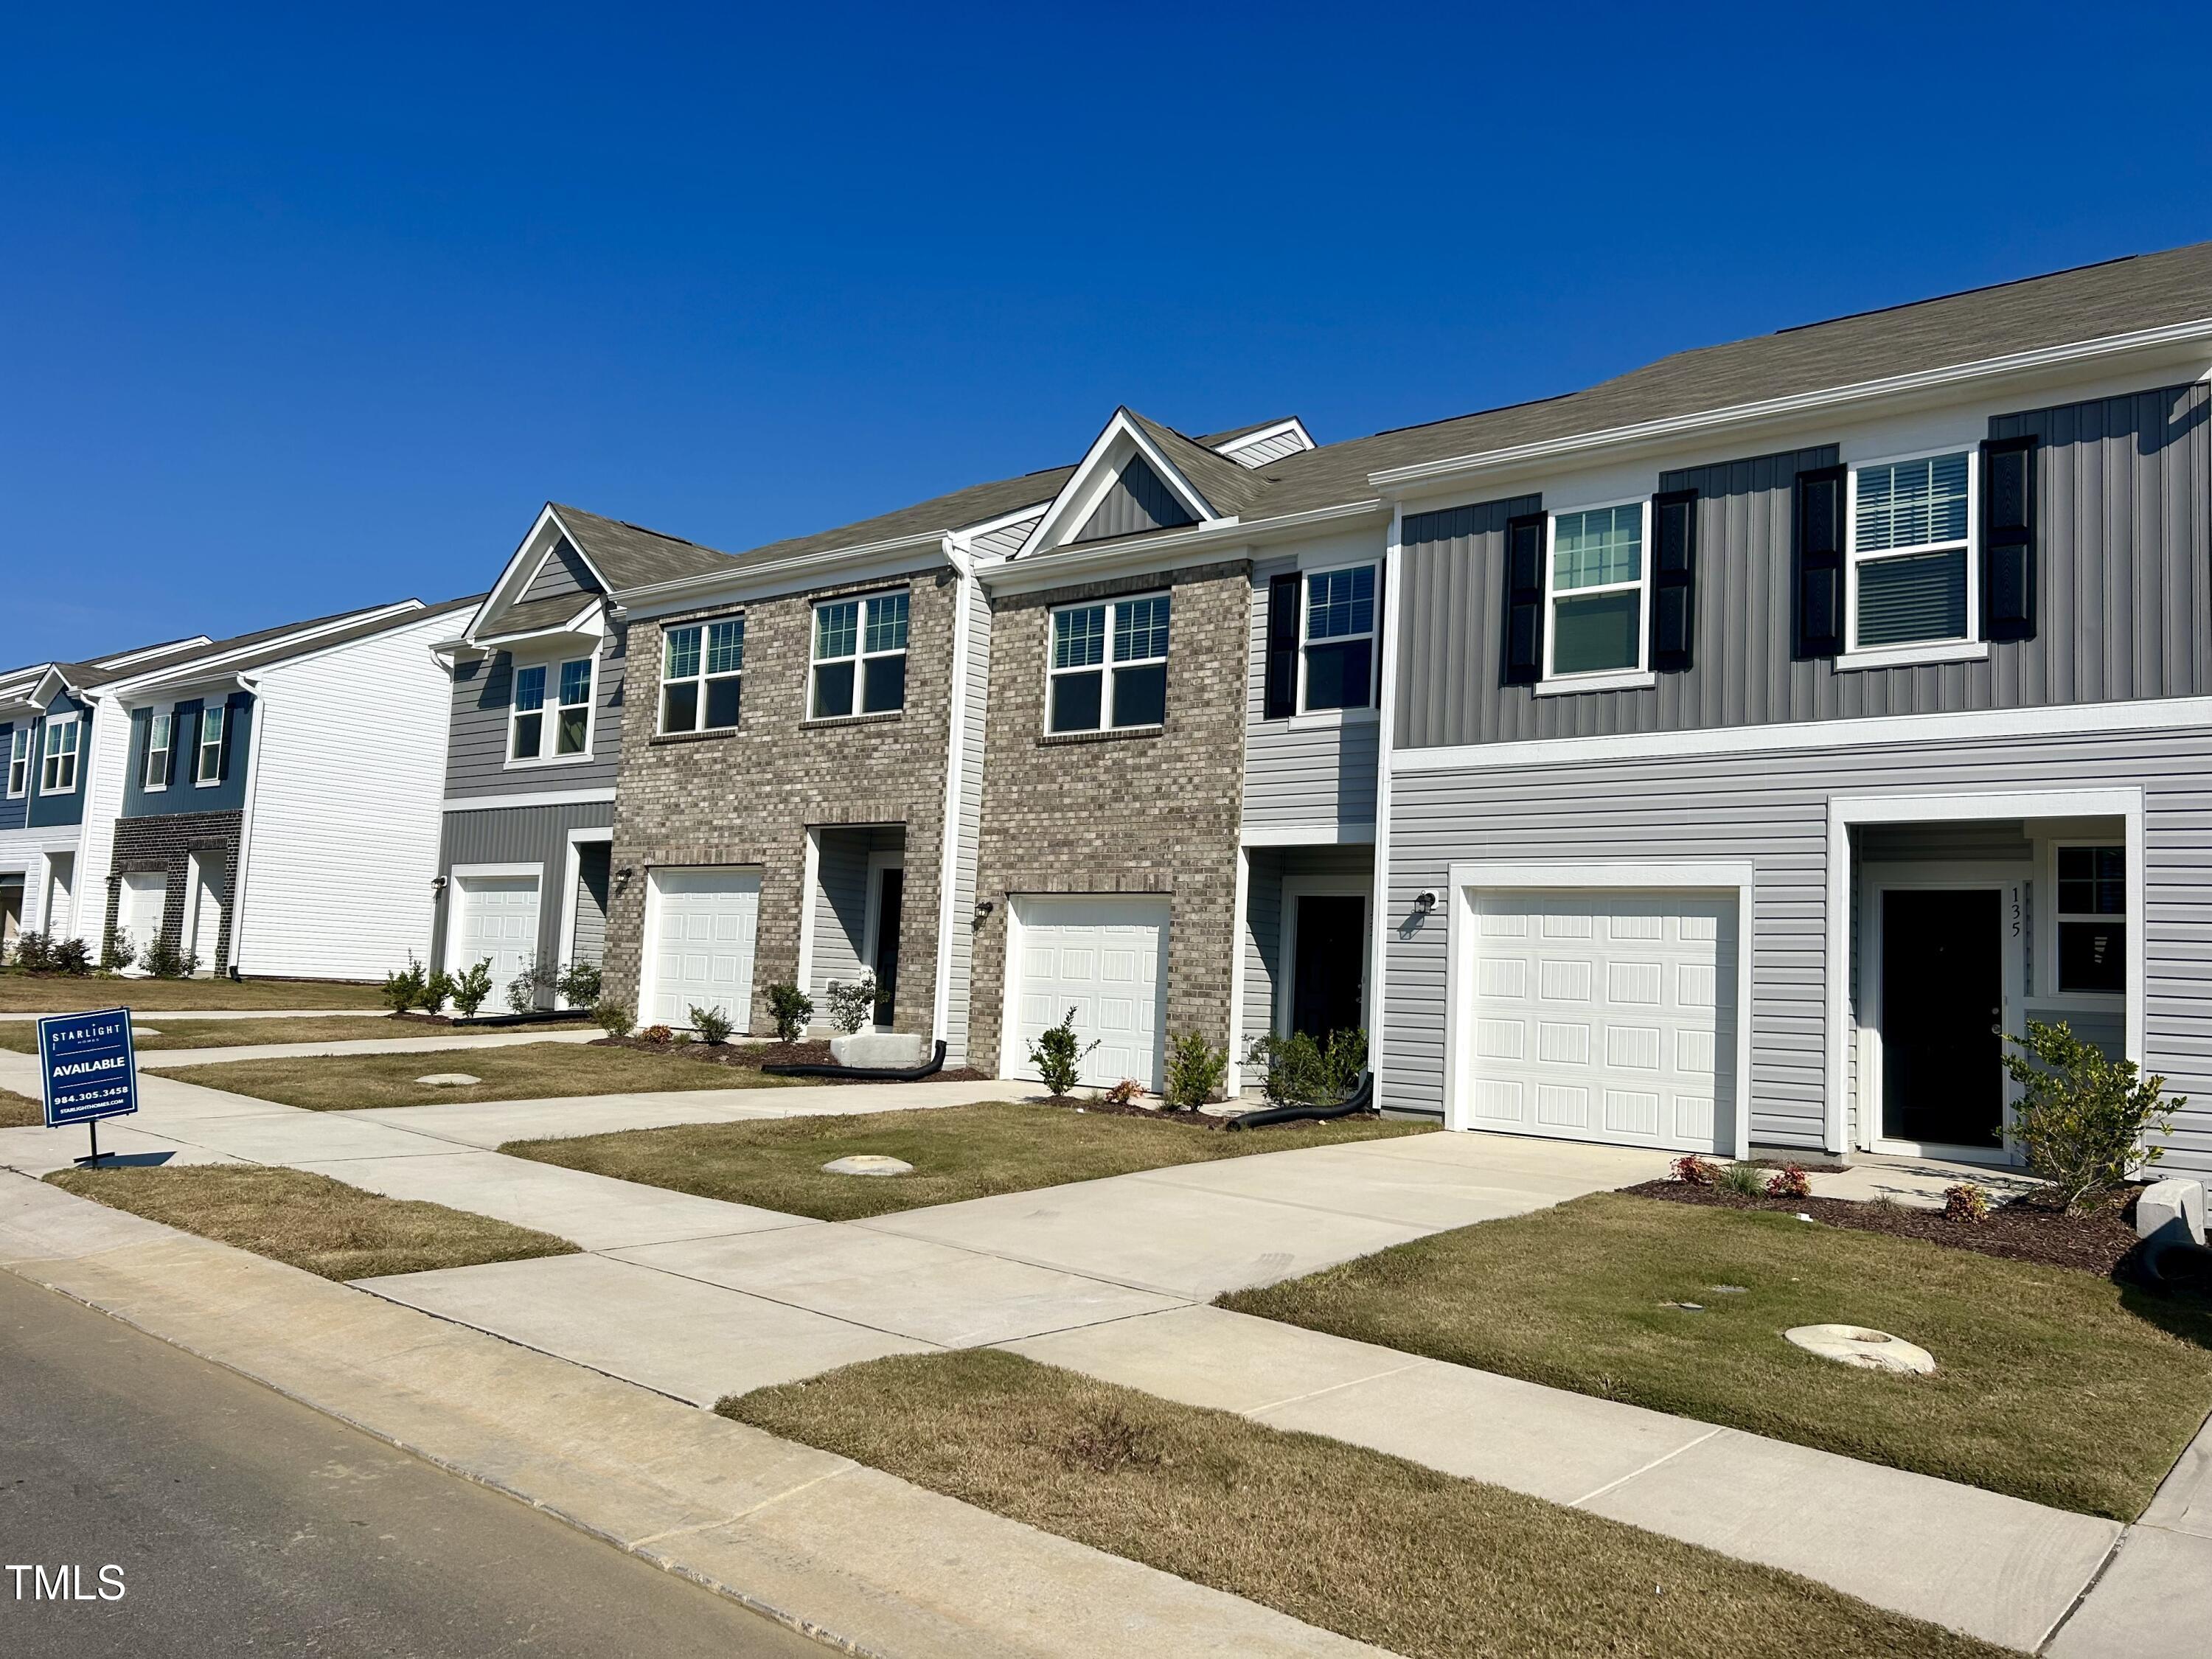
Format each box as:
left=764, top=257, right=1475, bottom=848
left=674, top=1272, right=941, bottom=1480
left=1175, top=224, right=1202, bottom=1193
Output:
left=1461, top=890, right=1736, bottom=1154
left=644, top=867, right=761, bottom=1032
left=115, top=872, right=167, bottom=970
left=1008, top=895, right=1169, bottom=1092
left=449, top=874, right=542, bottom=989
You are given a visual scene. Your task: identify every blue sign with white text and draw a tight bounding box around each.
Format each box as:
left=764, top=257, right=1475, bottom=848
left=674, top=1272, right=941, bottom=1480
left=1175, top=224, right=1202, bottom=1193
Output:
left=38, top=1008, right=140, bottom=1128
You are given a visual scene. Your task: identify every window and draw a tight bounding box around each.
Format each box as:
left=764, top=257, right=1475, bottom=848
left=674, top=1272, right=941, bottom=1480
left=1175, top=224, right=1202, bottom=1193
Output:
left=143, top=712, right=172, bottom=791
left=1547, top=504, right=1646, bottom=678
left=509, top=655, right=595, bottom=759
left=6, top=728, right=27, bottom=798
left=555, top=658, right=594, bottom=755
left=659, top=619, right=743, bottom=734
left=2056, top=845, right=2126, bottom=994
left=510, top=666, right=544, bottom=759
left=811, top=591, right=908, bottom=720
left=1849, top=451, right=1972, bottom=651
left=42, top=717, right=80, bottom=794
left=196, top=703, right=225, bottom=784
left=1301, top=565, right=1376, bottom=712
left=1049, top=593, right=1169, bottom=733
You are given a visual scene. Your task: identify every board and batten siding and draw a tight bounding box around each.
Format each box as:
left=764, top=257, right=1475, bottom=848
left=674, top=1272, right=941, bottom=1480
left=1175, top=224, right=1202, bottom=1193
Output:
left=1242, top=556, right=1380, bottom=832
left=442, top=623, right=625, bottom=800
left=1382, top=723, right=2212, bottom=1174
left=432, top=797, right=614, bottom=976
left=942, top=577, right=992, bottom=1064
left=1393, top=382, right=2212, bottom=751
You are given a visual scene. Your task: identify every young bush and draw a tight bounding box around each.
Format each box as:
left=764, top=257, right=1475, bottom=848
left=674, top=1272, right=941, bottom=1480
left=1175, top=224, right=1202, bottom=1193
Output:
left=1102, top=1077, right=1143, bottom=1107
left=1670, top=1154, right=1719, bottom=1186
left=9, top=930, right=55, bottom=973
left=1028, top=1006, right=1099, bottom=1099
left=100, top=928, right=135, bottom=973
left=1245, top=1027, right=1368, bottom=1107
left=505, top=960, right=555, bottom=1015
left=54, top=937, right=94, bottom=976
left=557, top=959, right=603, bottom=1008
left=1944, top=1182, right=1992, bottom=1223
left=594, top=1000, right=635, bottom=1039
left=689, top=1004, right=734, bottom=1044
left=824, top=975, right=877, bottom=1035
left=138, top=935, right=199, bottom=980
left=2003, top=1019, right=2183, bottom=1211
left=420, top=969, right=455, bottom=1016
left=1320, top=1026, right=1369, bottom=1099
left=1161, top=1032, right=1228, bottom=1110
left=449, top=959, right=495, bottom=1018
left=381, top=955, right=428, bottom=1014
left=639, top=1023, right=676, bottom=1046
left=1717, top=1160, right=1768, bottom=1198
left=765, top=982, right=813, bottom=1044
left=1764, top=1162, right=1813, bottom=1200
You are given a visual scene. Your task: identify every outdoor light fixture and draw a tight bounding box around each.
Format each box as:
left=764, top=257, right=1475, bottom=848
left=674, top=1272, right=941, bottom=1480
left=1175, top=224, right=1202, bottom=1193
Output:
left=1415, top=891, right=1438, bottom=911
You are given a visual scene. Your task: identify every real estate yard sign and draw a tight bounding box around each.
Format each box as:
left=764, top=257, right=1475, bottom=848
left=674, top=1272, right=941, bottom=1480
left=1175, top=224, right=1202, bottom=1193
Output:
left=38, top=1007, right=139, bottom=1165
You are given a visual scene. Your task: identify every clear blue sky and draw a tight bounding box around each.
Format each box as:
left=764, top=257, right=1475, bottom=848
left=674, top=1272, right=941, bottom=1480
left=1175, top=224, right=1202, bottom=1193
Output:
left=7, top=2, right=2211, bottom=661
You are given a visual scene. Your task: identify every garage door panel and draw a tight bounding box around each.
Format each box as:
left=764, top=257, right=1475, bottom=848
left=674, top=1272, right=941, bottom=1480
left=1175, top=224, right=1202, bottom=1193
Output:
left=451, top=875, right=543, bottom=989
left=642, top=868, right=760, bottom=1031
left=1007, top=897, right=1169, bottom=1092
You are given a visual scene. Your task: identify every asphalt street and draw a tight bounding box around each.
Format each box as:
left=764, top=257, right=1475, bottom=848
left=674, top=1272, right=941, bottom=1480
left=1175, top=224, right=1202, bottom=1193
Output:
left=0, top=1266, right=826, bottom=1658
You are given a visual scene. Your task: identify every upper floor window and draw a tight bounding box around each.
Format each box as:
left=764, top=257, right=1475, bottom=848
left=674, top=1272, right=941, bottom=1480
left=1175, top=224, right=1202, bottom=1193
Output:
left=1301, top=564, right=1376, bottom=712
left=1051, top=593, right=1169, bottom=733
left=1848, top=451, right=1972, bottom=652
left=143, top=712, right=172, bottom=791
left=196, top=704, right=226, bottom=784
left=6, top=728, right=28, bottom=798
left=2056, top=844, right=2125, bottom=995
left=510, top=655, right=595, bottom=760
left=42, top=716, right=80, bottom=794
left=812, top=591, right=907, bottom=720
left=1548, top=504, right=1647, bottom=679
left=661, top=619, right=742, bottom=734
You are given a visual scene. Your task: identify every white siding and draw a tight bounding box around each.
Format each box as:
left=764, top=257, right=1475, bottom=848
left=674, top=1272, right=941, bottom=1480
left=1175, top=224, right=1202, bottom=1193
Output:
left=1217, top=428, right=1311, bottom=468
left=942, top=577, right=992, bottom=1064
left=72, top=703, right=132, bottom=937
left=233, top=610, right=454, bottom=980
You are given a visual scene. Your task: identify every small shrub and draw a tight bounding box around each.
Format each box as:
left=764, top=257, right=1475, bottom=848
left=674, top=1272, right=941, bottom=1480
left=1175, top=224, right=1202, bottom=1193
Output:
left=1717, top=1160, right=1768, bottom=1199
left=1102, top=1077, right=1143, bottom=1107
left=1670, top=1154, right=1719, bottom=1186
left=594, top=1000, right=635, bottom=1039
left=1028, top=1006, right=1099, bottom=1099
left=824, top=975, right=877, bottom=1034
left=10, top=930, right=55, bottom=973
left=53, top=937, right=93, bottom=976
left=100, top=928, right=135, bottom=973
left=1162, top=1032, right=1228, bottom=1110
left=420, top=969, right=455, bottom=1015
left=557, top=959, right=603, bottom=1008
left=449, top=959, right=495, bottom=1018
left=689, top=1004, right=734, bottom=1044
left=639, top=1023, right=676, bottom=1046
left=1944, top=1182, right=1992, bottom=1224
left=1319, top=1026, right=1368, bottom=1098
left=2003, top=1019, right=2183, bottom=1212
left=765, top=982, right=813, bottom=1044
left=506, top=959, right=556, bottom=1015
left=381, top=955, right=428, bottom=1014
left=1764, top=1162, right=1813, bottom=1200
left=138, top=935, right=200, bottom=980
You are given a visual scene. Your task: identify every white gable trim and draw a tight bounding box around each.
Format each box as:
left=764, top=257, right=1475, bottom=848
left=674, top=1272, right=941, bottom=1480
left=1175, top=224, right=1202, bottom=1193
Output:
left=1014, top=410, right=1226, bottom=560
left=1212, top=417, right=1315, bottom=466
left=462, top=506, right=615, bottom=645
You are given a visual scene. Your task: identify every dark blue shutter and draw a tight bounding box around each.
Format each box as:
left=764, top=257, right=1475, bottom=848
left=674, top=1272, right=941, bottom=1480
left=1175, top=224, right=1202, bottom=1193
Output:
left=1264, top=571, right=1301, bottom=718
left=1502, top=512, right=1545, bottom=686
left=1981, top=437, right=2037, bottom=642
left=1793, top=465, right=1846, bottom=660
left=1650, top=489, right=1697, bottom=673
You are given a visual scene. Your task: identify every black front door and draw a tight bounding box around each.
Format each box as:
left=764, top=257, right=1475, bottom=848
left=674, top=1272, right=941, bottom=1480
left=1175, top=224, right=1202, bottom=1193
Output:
left=1881, top=888, right=2003, bottom=1148
left=1291, top=894, right=1366, bottom=1040
left=872, top=867, right=903, bottom=1027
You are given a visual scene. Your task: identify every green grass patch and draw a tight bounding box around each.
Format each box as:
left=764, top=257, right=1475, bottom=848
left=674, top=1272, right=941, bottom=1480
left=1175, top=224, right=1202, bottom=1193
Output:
left=0, top=975, right=388, bottom=1012
left=0, top=1087, right=41, bottom=1127
left=45, top=1164, right=578, bottom=1279
left=723, top=1350, right=2003, bottom=1659
left=1220, top=1191, right=2212, bottom=1520
left=156, top=1040, right=796, bottom=1110
left=506, top=1101, right=1431, bottom=1221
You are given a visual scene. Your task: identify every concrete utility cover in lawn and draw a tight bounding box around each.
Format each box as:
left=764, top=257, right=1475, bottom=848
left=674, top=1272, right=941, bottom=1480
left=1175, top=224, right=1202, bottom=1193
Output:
left=415, top=1074, right=482, bottom=1087
left=821, top=1155, right=914, bottom=1177
left=1786, top=1324, right=1935, bottom=1374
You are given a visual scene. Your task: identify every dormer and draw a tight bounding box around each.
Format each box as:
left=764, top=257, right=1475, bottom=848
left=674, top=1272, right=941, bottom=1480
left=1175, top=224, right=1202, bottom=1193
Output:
left=459, top=505, right=613, bottom=653
left=1205, top=417, right=1316, bottom=470
left=1013, top=408, right=1275, bottom=562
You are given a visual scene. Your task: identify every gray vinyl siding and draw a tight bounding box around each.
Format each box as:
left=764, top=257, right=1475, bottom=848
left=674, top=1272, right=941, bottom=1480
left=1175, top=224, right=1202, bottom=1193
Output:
left=1382, top=723, right=2212, bottom=1174
left=810, top=825, right=902, bottom=1007
left=1242, top=557, right=1380, bottom=830
left=442, top=622, right=625, bottom=799
left=943, top=578, right=992, bottom=1064
left=431, top=798, right=613, bottom=977
left=570, top=841, right=611, bottom=969
left=1073, top=456, right=1197, bottom=543
left=519, top=538, right=602, bottom=608
left=1394, top=381, right=2212, bottom=749
left=1242, top=843, right=1375, bottom=1061
left=970, top=514, right=1041, bottom=560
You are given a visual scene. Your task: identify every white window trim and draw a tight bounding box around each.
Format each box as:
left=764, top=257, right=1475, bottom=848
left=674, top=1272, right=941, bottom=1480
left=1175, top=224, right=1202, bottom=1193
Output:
left=1844, top=444, right=1979, bottom=660
left=2046, top=835, right=2129, bottom=1002
left=143, top=711, right=172, bottom=793
left=195, top=703, right=226, bottom=787
left=41, top=713, right=81, bottom=796
left=507, top=650, right=598, bottom=768
left=809, top=591, right=909, bottom=721
left=1046, top=591, right=1170, bottom=735
left=1296, top=560, right=1381, bottom=718
left=6, top=727, right=29, bottom=799
left=554, top=828, right=614, bottom=1009
left=656, top=618, right=744, bottom=737
left=1540, top=496, right=1652, bottom=691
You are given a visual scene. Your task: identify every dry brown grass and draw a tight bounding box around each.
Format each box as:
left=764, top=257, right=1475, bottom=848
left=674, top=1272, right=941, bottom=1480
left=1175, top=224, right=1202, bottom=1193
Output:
left=0, top=1087, right=41, bottom=1127
left=158, top=1040, right=796, bottom=1110
left=0, top=1015, right=597, bottom=1054
left=46, top=1165, right=578, bottom=1279
left=724, top=1350, right=2004, bottom=1659
left=0, top=976, right=388, bottom=1012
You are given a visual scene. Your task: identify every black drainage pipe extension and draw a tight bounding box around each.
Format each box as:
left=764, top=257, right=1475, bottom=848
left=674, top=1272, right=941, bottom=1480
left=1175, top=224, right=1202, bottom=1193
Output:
left=761, top=1040, right=949, bottom=1082
left=1227, top=1071, right=1375, bottom=1130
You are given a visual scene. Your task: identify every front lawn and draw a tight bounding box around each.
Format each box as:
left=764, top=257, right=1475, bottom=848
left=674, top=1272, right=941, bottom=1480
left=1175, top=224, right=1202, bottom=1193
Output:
left=505, top=1101, right=1433, bottom=1222
left=0, top=1087, right=41, bottom=1127
left=1220, top=1192, right=2212, bottom=1520
left=0, top=1014, right=599, bottom=1054
left=723, top=1351, right=2000, bottom=1659
left=0, top=975, right=388, bottom=1012
left=163, top=1041, right=800, bottom=1110
left=46, top=1165, right=578, bottom=1279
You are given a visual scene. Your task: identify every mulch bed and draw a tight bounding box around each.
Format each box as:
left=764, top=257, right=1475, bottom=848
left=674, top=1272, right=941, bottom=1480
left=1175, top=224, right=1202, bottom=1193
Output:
left=1627, top=1179, right=2148, bottom=1278
left=1039, top=1094, right=1385, bottom=1133
left=588, top=1034, right=990, bottom=1083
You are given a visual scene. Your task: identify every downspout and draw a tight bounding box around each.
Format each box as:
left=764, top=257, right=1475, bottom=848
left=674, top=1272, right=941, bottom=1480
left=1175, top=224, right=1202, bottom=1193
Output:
left=228, top=672, right=267, bottom=978
left=931, top=534, right=975, bottom=1057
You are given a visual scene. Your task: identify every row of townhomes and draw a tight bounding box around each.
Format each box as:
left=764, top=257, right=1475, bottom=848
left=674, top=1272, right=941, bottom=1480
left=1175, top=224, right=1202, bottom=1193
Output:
left=18, top=243, right=2212, bottom=1180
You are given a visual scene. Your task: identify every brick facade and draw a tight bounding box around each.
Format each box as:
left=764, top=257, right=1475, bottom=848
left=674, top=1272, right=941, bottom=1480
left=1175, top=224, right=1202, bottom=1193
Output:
left=965, top=558, right=1251, bottom=1075
left=104, top=810, right=241, bottom=973
left=602, top=566, right=959, bottom=1037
